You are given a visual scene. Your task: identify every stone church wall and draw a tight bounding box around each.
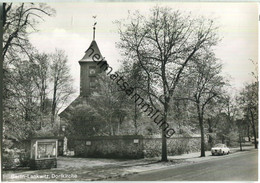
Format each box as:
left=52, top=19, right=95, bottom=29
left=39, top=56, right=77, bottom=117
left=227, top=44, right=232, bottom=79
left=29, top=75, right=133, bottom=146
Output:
left=68, top=135, right=144, bottom=159
left=67, top=135, right=201, bottom=159
left=143, top=136, right=201, bottom=158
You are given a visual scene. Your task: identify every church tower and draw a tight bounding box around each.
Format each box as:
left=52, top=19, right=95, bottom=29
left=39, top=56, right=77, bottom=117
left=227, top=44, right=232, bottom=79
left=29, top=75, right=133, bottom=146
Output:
left=59, top=24, right=107, bottom=133
left=78, top=24, right=107, bottom=97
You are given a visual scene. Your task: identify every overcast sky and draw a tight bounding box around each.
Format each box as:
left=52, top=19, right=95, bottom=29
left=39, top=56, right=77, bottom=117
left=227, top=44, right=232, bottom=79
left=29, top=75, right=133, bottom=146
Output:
left=29, top=2, right=258, bottom=100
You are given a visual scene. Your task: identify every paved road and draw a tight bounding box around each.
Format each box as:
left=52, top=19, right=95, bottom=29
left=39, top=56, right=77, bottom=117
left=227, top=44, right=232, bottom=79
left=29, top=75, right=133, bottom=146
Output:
left=112, top=150, right=258, bottom=181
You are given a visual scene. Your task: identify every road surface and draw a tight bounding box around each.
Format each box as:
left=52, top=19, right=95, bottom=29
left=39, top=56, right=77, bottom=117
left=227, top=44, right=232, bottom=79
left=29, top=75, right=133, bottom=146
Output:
left=112, top=149, right=258, bottom=181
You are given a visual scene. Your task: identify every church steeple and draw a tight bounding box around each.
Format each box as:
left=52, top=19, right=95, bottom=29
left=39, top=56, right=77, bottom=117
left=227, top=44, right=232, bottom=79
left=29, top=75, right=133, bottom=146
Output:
left=93, top=24, right=96, bottom=40
left=78, top=22, right=107, bottom=97
left=79, top=16, right=103, bottom=63
left=58, top=18, right=108, bottom=126
left=92, top=15, right=97, bottom=40
left=79, top=40, right=103, bottom=62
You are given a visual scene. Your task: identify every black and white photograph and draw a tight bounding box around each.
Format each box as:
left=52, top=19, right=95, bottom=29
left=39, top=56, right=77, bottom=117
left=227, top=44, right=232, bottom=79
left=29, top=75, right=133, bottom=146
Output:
left=1, top=1, right=258, bottom=181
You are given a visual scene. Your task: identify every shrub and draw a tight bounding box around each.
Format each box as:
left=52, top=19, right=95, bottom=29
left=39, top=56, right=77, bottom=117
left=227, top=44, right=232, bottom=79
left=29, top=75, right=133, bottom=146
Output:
left=3, top=149, right=20, bottom=170
left=19, top=151, right=30, bottom=167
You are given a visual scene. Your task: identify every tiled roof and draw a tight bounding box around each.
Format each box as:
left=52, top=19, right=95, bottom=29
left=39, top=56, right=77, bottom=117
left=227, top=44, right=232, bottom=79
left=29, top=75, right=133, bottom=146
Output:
left=79, top=40, right=104, bottom=62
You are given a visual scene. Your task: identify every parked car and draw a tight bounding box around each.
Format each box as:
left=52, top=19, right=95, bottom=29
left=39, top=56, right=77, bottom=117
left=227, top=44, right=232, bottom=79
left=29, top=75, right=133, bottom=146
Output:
left=211, top=144, right=230, bottom=155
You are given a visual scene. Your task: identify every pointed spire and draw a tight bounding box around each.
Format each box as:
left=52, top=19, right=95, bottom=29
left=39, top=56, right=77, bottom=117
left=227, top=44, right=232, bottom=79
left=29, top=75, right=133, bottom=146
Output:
left=79, top=40, right=104, bottom=62
left=93, top=26, right=96, bottom=40
left=92, top=15, right=97, bottom=40
left=79, top=16, right=104, bottom=63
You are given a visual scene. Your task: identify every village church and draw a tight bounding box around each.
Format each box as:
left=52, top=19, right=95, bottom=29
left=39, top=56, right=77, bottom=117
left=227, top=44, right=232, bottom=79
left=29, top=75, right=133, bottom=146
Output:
left=59, top=27, right=108, bottom=135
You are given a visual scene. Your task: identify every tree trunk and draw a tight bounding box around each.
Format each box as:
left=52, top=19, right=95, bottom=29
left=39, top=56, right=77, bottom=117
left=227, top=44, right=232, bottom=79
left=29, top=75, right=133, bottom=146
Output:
left=199, top=118, right=205, bottom=157
left=134, top=90, right=138, bottom=135
left=239, top=133, right=242, bottom=151
left=40, top=79, right=47, bottom=113
left=250, top=109, right=257, bottom=149
left=0, top=6, right=3, bottom=147
left=247, top=123, right=251, bottom=142
left=207, top=118, right=213, bottom=148
left=51, top=80, right=57, bottom=124
left=197, top=103, right=205, bottom=157
left=111, top=125, right=114, bottom=135
left=109, top=116, right=114, bottom=136
left=161, top=99, right=169, bottom=162
left=117, top=121, right=120, bottom=135
left=161, top=128, right=167, bottom=161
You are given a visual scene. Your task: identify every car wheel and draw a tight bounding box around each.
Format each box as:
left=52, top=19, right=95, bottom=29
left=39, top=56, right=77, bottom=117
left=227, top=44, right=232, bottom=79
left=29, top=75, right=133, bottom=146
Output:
left=227, top=151, right=230, bottom=154
left=222, top=151, right=225, bottom=155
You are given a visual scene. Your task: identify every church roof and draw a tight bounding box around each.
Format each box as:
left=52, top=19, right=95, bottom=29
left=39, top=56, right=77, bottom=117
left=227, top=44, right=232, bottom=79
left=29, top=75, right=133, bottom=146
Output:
left=79, top=40, right=104, bottom=62
left=59, top=96, right=85, bottom=118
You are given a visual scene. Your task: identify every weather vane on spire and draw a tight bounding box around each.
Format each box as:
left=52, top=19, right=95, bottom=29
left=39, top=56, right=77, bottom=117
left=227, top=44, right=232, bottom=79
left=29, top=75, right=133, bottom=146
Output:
left=92, top=15, right=97, bottom=40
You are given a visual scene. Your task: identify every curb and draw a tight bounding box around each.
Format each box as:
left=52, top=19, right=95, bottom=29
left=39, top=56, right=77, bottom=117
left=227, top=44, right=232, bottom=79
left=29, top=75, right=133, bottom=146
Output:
left=102, top=146, right=257, bottom=181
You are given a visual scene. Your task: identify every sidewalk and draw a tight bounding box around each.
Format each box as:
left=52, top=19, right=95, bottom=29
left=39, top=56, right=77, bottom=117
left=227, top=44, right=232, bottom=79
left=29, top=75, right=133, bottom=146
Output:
left=107, top=145, right=256, bottom=181
left=3, top=145, right=256, bottom=181
left=167, top=145, right=255, bottom=163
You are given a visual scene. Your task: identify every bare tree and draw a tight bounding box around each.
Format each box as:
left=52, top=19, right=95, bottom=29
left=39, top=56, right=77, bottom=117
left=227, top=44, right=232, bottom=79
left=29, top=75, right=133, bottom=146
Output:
left=238, top=59, right=258, bottom=149
left=236, top=119, right=248, bottom=151
left=116, top=6, right=219, bottom=161
left=118, top=61, right=145, bottom=134
left=31, top=52, right=50, bottom=113
left=2, top=3, right=55, bottom=136
left=3, top=3, right=55, bottom=59
left=178, top=50, right=226, bottom=156
left=239, top=82, right=258, bottom=149
left=4, top=59, right=40, bottom=139
left=50, top=49, right=75, bottom=124
left=2, top=3, right=58, bottom=143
